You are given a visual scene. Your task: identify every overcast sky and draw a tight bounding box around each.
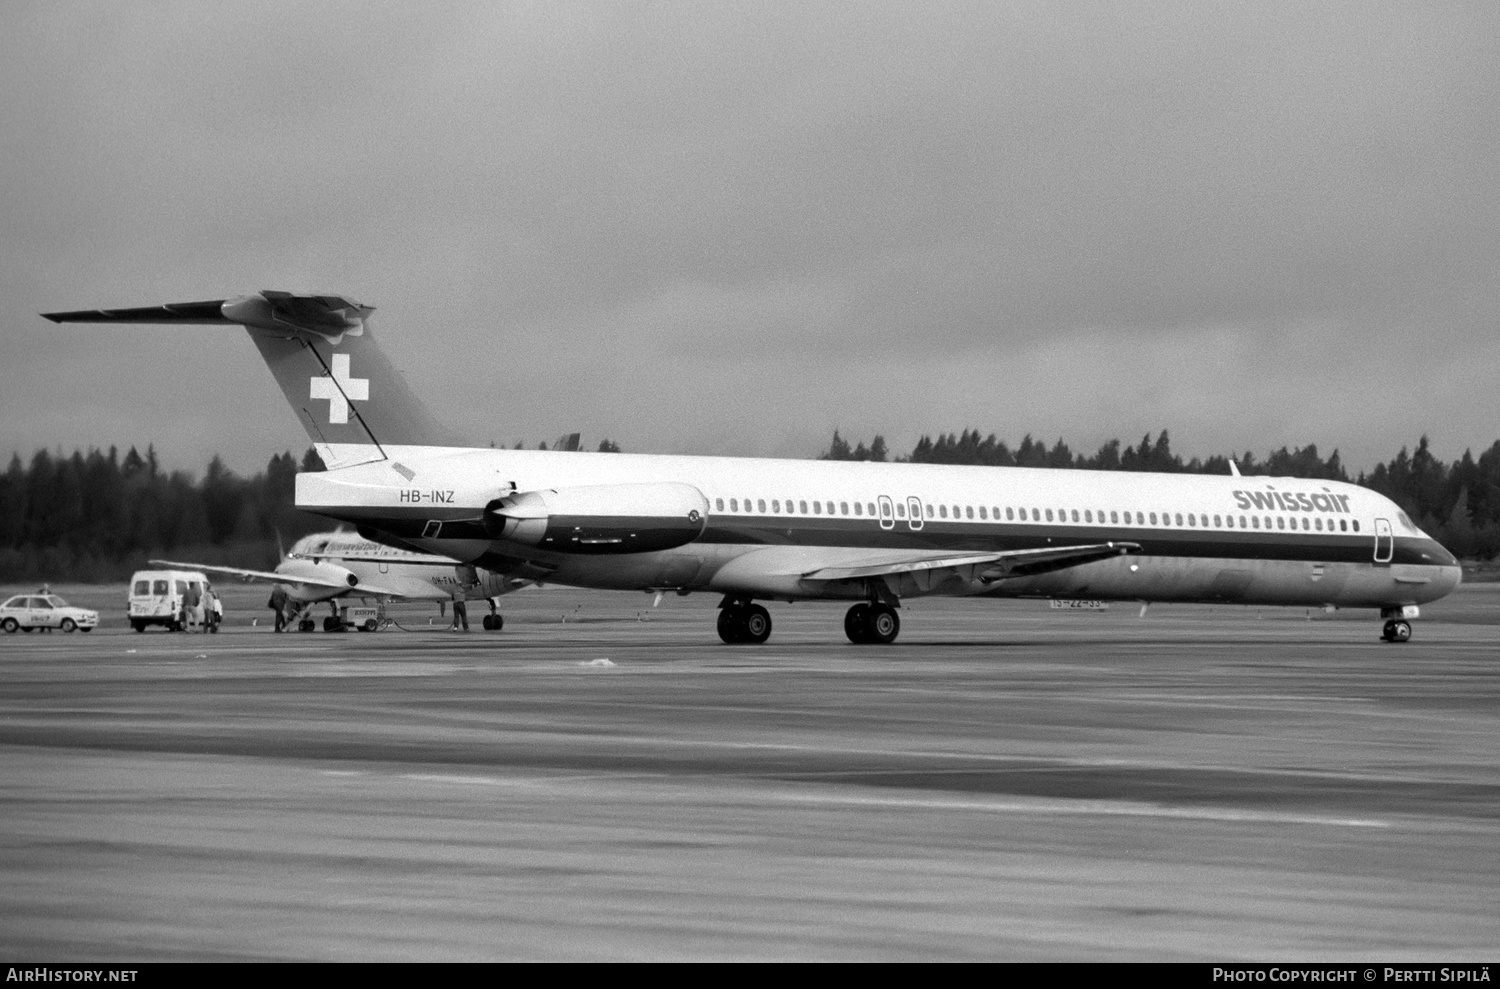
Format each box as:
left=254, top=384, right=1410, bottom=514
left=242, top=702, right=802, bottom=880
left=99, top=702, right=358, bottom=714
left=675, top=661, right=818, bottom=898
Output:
left=4, top=1, right=1498, bottom=477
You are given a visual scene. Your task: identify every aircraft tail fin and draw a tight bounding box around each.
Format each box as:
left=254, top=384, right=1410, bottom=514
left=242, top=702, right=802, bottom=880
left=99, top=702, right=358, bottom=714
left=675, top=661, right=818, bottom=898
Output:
left=43, top=291, right=467, bottom=468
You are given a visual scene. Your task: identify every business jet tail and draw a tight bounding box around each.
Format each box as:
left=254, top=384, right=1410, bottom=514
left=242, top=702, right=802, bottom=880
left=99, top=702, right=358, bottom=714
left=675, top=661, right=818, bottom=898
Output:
left=42, top=291, right=465, bottom=468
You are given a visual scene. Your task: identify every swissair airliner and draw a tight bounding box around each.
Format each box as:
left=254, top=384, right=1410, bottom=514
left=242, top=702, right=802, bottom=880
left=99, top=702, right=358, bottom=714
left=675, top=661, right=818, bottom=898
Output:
left=45, top=292, right=1461, bottom=644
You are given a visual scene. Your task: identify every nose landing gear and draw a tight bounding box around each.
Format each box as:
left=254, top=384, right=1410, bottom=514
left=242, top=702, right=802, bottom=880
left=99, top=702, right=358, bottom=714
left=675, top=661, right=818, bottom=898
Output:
left=1381, top=619, right=1412, bottom=643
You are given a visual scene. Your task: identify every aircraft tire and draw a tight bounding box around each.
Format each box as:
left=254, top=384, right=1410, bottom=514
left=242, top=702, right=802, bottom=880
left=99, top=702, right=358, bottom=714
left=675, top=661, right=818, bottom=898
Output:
left=298, top=619, right=316, bottom=633
left=742, top=605, right=772, bottom=644
left=131, top=621, right=145, bottom=633
left=844, top=604, right=870, bottom=644
left=867, top=604, right=900, bottom=644
left=1, top=618, right=17, bottom=634
left=717, top=607, right=743, bottom=644
left=491, top=614, right=503, bottom=632
left=1386, top=619, right=1412, bottom=643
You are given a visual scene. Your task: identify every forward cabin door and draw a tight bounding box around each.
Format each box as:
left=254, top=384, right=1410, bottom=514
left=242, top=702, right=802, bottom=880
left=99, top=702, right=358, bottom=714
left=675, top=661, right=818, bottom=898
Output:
left=1373, top=518, right=1394, bottom=564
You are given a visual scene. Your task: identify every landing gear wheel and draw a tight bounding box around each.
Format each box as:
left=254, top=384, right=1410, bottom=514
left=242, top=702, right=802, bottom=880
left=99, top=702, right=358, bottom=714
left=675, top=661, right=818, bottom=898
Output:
left=482, top=614, right=504, bottom=631
left=717, top=607, right=743, bottom=644
left=1382, top=619, right=1412, bottom=643
left=741, top=605, right=772, bottom=644
left=866, top=604, right=900, bottom=644
left=844, top=604, right=870, bottom=644
left=131, top=621, right=145, bottom=633
left=298, top=618, right=316, bottom=633
left=60, top=618, right=76, bottom=633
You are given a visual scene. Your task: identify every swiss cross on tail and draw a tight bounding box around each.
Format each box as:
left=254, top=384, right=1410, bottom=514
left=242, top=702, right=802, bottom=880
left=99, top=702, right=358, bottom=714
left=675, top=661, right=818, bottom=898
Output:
left=310, top=353, right=369, bottom=424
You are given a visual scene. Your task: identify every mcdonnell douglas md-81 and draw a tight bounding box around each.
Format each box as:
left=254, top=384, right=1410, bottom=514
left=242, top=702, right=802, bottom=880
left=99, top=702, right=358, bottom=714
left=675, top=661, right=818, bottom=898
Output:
left=45, top=291, right=1460, bottom=644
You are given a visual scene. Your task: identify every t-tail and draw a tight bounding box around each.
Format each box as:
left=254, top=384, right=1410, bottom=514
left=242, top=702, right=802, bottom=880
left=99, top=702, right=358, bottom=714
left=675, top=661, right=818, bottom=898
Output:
left=42, top=291, right=466, bottom=468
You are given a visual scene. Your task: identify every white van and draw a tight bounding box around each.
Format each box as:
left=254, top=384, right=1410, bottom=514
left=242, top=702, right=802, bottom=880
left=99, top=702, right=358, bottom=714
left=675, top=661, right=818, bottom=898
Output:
left=127, top=569, right=209, bottom=632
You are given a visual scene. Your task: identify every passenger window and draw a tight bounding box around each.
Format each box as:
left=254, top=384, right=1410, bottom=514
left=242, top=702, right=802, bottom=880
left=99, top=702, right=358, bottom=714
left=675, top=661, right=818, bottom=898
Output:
left=1187, top=514, right=1196, bottom=526
left=729, top=498, right=738, bottom=512
left=1175, top=513, right=1183, bottom=526
left=867, top=503, right=876, bottom=516
left=1352, top=520, right=1360, bottom=532
left=798, top=500, right=807, bottom=514
left=1110, top=511, right=1118, bottom=524
left=952, top=505, right=960, bottom=518
left=826, top=502, right=834, bottom=514
left=715, top=498, right=724, bottom=511
left=1213, top=515, right=1221, bottom=527
left=939, top=505, right=948, bottom=519
left=896, top=503, right=906, bottom=518
left=1239, top=515, right=1246, bottom=528
left=1006, top=508, right=1015, bottom=520
left=174, top=581, right=186, bottom=595
left=1084, top=510, right=1092, bottom=523
left=1070, top=509, right=1079, bottom=522
left=853, top=502, right=862, bottom=516
left=1032, top=508, right=1040, bottom=521
left=979, top=506, right=987, bottom=520
left=812, top=501, right=820, bottom=515
left=840, top=502, right=849, bottom=515
left=1045, top=509, right=1054, bottom=522
left=1276, top=517, right=1285, bottom=530
left=966, top=506, right=974, bottom=519
left=1338, top=519, right=1346, bottom=531
left=1315, top=518, right=1322, bottom=531
left=1264, top=516, right=1271, bottom=529
left=772, top=500, right=780, bottom=513
left=757, top=499, right=766, bottom=513
left=1149, top=512, right=1158, bottom=524
left=1302, top=518, right=1310, bottom=530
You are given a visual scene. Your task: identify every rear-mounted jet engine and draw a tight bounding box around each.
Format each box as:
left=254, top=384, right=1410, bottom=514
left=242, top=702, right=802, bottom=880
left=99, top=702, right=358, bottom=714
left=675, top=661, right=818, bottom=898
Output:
left=486, top=482, right=708, bottom=554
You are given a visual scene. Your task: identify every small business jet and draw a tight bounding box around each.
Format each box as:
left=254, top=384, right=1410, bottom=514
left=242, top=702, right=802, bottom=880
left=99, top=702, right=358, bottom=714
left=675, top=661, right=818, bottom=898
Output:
left=47, top=292, right=1461, bottom=643
left=153, top=529, right=527, bottom=631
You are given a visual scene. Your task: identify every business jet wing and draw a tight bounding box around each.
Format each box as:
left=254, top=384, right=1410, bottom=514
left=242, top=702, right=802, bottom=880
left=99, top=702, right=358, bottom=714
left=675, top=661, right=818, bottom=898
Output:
left=800, top=542, right=1141, bottom=584
left=147, top=558, right=404, bottom=597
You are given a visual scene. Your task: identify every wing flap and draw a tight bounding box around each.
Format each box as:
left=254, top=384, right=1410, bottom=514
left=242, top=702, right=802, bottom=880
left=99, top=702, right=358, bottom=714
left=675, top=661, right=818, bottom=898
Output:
left=801, top=542, right=1140, bottom=583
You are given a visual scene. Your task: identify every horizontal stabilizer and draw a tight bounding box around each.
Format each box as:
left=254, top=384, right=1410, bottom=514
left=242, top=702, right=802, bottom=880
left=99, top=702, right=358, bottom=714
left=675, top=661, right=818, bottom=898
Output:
left=44, top=291, right=373, bottom=342
left=42, top=301, right=232, bottom=324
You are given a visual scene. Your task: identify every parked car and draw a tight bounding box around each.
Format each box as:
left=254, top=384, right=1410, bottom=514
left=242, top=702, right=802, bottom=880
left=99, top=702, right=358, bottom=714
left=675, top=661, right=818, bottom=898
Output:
left=1, top=594, right=100, bottom=633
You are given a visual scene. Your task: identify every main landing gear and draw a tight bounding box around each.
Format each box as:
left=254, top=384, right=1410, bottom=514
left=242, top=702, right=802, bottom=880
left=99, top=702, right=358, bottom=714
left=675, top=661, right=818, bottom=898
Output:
left=481, top=598, right=504, bottom=631
left=845, top=602, right=900, bottom=644
left=1381, top=619, right=1413, bottom=643
left=717, top=600, right=772, bottom=644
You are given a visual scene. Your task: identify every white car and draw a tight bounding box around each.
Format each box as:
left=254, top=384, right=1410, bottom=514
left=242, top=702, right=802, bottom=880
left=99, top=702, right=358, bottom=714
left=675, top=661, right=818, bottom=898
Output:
left=0, top=594, right=99, bottom=633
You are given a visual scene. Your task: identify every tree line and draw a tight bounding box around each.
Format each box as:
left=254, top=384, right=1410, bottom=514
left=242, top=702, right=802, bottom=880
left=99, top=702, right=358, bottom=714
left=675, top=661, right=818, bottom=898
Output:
left=822, top=428, right=1500, bottom=560
left=0, top=446, right=329, bottom=582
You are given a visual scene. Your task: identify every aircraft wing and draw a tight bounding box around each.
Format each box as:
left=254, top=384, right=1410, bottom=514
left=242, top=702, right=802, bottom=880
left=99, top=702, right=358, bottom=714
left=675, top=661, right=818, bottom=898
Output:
left=147, top=559, right=361, bottom=592
left=799, top=542, right=1141, bottom=584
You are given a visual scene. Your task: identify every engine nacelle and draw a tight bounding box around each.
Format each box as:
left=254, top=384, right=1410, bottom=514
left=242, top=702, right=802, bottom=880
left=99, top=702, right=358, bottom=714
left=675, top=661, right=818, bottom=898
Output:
left=487, top=482, right=708, bottom=555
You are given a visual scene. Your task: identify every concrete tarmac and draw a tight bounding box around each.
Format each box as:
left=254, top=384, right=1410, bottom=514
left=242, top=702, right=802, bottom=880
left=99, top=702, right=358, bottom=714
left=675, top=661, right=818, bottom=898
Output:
left=1, top=583, right=1498, bottom=960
